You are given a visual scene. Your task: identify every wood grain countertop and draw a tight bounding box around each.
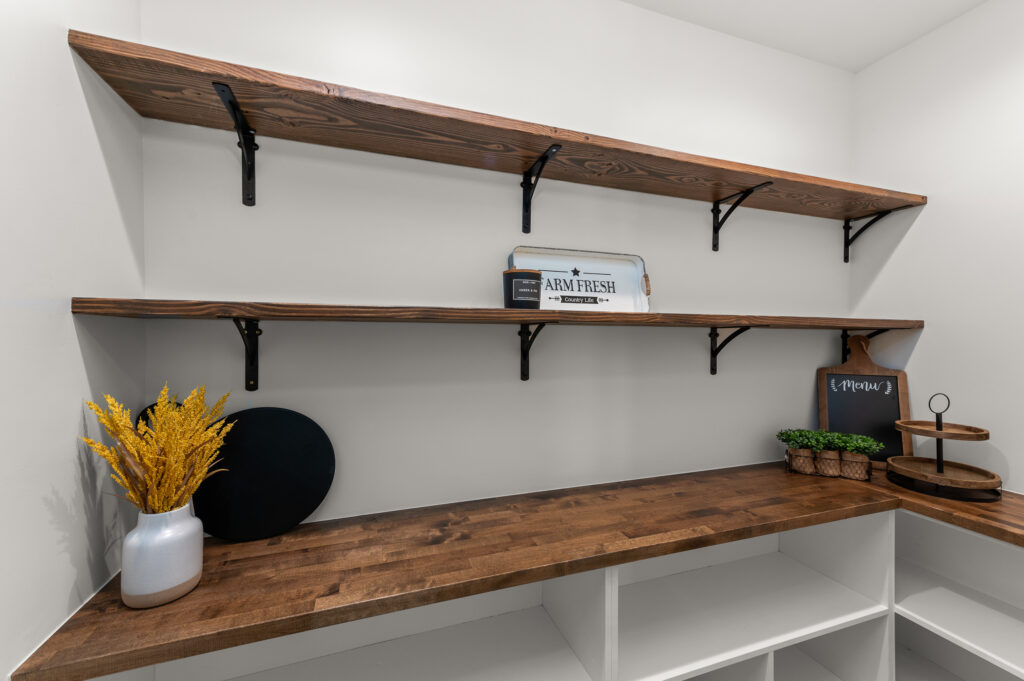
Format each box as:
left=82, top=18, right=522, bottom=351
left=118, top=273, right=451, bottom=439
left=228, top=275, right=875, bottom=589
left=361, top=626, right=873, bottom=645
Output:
left=14, top=462, right=1024, bottom=681
left=862, top=469, right=1024, bottom=543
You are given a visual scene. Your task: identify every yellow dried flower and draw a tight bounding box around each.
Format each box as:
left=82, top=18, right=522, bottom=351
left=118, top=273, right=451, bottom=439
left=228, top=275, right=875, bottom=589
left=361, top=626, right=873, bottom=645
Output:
left=83, top=384, right=233, bottom=513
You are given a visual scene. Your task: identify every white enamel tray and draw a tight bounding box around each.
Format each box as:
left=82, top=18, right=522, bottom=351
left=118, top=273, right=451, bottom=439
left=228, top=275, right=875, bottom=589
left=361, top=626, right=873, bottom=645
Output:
left=508, top=246, right=651, bottom=312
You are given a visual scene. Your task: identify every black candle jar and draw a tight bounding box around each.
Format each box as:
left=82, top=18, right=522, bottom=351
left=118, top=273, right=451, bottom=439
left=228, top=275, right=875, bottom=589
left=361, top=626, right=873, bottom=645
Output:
left=503, top=269, right=542, bottom=309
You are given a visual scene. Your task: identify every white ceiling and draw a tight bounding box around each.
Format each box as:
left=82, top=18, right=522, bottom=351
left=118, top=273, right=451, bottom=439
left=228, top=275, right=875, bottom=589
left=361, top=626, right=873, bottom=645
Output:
left=620, top=0, right=989, bottom=72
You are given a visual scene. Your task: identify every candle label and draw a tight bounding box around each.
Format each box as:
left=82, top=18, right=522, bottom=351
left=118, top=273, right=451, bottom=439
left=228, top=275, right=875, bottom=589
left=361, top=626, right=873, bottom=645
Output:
left=512, top=279, right=541, bottom=301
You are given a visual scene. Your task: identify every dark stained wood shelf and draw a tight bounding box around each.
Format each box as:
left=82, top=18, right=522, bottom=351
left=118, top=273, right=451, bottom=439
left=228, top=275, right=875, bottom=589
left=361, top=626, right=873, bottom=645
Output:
left=863, top=472, right=1024, bottom=545
left=68, top=30, right=926, bottom=222
left=16, top=462, right=1024, bottom=681
left=71, top=297, right=925, bottom=331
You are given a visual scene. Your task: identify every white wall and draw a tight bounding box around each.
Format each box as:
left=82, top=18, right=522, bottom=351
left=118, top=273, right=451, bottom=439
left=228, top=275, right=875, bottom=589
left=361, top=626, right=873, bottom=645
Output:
left=136, top=0, right=864, bottom=523
left=851, top=0, right=1023, bottom=489
left=0, top=0, right=145, bottom=678
left=19, top=0, right=1004, bottom=676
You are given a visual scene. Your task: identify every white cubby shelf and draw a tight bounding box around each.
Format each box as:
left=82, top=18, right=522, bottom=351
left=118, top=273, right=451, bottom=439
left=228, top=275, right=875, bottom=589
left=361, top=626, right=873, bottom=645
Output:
left=617, top=552, right=886, bottom=681
left=896, top=646, right=967, bottom=681
left=896, top=560, right=1024, bottom=677
left=775, top=647, right=844, bottom=681
left=616, top=512, right=893, bottom=681
left=895, top=511, right=1024, bottom=679
left=230, top=607, right=591, bottom=681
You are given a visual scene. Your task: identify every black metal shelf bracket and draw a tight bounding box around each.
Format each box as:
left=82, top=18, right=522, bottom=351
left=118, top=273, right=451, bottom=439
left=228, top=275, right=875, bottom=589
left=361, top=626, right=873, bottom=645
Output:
left=518, top=323, right=547, bottom=380
left=709, top=327, right=751, bottom=375
left=711, top=181, right=773, bottom=251
left=521, top=145, right=561, bottom=234
left=214, top=82, right=259, bottom=206
left=842, top=210, right=892, bottom=263
left=233, top=318, right=262, bottom=391
left=840, top=328, right=890, bottom=362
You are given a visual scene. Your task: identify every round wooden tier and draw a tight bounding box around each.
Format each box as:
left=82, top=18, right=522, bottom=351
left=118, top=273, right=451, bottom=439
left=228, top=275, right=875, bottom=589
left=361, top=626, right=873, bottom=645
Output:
left=894, top=420, right=989, bottom=441
left=887, top=456, right=1001, bottom=490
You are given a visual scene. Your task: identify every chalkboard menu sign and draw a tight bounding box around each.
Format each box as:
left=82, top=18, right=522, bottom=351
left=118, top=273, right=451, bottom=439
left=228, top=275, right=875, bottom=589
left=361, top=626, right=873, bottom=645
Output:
left=817, top=336, right=912, bottom=461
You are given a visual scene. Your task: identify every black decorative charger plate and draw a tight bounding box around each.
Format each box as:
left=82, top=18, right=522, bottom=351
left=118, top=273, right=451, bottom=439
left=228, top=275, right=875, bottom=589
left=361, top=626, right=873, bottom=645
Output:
left=193, top=407, right=335, bottom=541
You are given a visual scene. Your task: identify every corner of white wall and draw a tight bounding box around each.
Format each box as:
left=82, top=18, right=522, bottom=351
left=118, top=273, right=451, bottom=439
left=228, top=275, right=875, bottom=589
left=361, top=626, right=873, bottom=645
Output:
left=850, top=0, right=1024, bottom=491
left=2, top=0, right=146, bottom=677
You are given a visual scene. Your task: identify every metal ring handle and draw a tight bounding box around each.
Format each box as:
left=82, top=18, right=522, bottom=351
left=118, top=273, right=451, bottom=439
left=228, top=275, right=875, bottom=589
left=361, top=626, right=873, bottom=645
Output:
left=928, top=392, right=950, bottom=415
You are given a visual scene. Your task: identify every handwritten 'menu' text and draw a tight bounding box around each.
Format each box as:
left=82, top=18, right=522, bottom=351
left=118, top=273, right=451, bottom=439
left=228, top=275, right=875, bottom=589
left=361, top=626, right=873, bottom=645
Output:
left=830, top=377, right=893, bottom=395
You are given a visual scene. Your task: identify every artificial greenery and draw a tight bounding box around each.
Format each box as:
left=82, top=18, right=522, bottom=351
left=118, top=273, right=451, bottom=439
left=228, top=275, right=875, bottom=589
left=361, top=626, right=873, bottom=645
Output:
left=776, top=429, right=883, bottom=455
left=843, top=433, right=885, bottom=456
left=776, top=429, right=819, bottom=451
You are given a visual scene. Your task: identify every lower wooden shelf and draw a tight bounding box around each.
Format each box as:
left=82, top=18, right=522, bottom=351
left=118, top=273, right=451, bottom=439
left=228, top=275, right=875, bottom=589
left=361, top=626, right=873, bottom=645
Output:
left=895, top=559, right=1024, bottom=677
left=617, top=552, right=887, bottom=681
left=13, top=465, right=897, bottom=681
left=228, top=606, right=590, bottom=681
left=16, top=464, right=1024, bottom=681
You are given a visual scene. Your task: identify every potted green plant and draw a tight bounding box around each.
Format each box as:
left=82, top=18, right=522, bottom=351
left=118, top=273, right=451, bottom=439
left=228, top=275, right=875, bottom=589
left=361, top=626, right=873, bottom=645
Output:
left=777, top=429, right=816, bottom=475
left=841, top=434, right=884, bottom=481
left=815, top=431, right=846, bottom=477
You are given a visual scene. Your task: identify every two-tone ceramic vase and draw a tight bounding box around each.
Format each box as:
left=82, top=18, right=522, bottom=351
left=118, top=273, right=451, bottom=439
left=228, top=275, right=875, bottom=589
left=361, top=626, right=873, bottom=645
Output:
left=121, top=501, right=203, bottom=608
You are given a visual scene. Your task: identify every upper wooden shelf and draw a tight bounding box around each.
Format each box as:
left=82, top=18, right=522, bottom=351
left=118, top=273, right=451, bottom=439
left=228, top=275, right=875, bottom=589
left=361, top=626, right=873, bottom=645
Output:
left=71, top=298, right=924, bottom=331
left=68, top=30, right=926, bottom=222
left=16, top=463, right=1024, bottom=681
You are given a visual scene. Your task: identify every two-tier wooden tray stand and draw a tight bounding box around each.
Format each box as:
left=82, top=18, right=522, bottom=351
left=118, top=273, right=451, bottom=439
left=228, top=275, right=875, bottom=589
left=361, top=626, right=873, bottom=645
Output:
left=889, top=393, right=1000, bottom=501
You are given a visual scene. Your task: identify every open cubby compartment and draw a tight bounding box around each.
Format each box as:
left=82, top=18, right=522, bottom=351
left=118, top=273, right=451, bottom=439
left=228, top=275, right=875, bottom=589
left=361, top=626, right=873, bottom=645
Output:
left=224, top=606, right=592, bottom=681
left=616, top=512, right=893, bottom=681
left=895, top=617, right=1017, bottom=681
left=114, top=581, right=594, bottom=681
left=895, top=510, right=1024, bottom=678
left=774, top=615, right=892, bottom=681
left=687, top=655, right=771, bottom=681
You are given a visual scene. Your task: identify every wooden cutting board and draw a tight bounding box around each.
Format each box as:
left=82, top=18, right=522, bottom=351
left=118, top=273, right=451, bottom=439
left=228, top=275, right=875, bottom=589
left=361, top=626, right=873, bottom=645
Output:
left=817, top=335, right=911, bottom=460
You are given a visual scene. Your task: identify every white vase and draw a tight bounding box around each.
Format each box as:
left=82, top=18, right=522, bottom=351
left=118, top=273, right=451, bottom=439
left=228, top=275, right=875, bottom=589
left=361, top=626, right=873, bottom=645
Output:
left=121, top=501, right=204, bottom=608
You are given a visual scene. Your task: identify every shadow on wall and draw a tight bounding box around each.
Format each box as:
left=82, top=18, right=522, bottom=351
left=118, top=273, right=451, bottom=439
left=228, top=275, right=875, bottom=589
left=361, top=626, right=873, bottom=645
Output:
left=46, top=315, right=146, bottom=611
left=72, top=54, right=144, bottom=282
left=848, top=205, right=924, bottom=309
left=42, top=418, right=133, bottom=612
left=858, top=327, right=923, bottom=372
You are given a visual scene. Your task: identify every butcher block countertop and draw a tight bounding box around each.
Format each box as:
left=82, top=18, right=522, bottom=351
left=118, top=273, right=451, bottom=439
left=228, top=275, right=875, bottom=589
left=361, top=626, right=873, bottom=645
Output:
left=14, top=462, right=1024, bottom=681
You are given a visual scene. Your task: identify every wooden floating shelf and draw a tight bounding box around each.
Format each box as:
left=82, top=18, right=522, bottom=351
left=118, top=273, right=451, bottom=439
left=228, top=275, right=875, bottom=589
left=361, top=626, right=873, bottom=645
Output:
left=71, top=297, right=924, bottom=331
left=71, top=297, right=925, bottom=385
left=68, top=30, right=926, bottom=224
left=16, top=463, right=1024, bottom=681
